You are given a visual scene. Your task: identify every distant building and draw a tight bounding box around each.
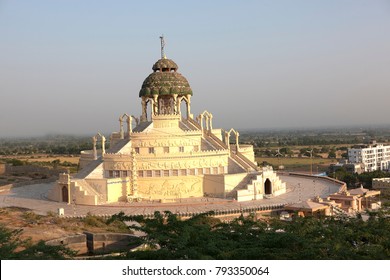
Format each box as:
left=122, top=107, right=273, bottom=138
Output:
left=348, top=143, right=390, bottom=172
left=329, top=162, right=363, bottom=174
left=372, top=178, right=390, bottom=190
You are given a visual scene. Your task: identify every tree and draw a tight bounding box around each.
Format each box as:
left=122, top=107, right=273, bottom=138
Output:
left=107, top=210, right=390, bottom=260
left=328, top=151, right=336, bottom=158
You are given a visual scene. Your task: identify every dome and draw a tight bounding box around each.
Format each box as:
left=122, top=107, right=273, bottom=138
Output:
left=139, top=58, right=193, bottom=97
left=152, top=59, right=178, bottom=72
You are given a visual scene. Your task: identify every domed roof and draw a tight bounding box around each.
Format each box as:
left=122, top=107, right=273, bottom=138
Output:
left=139, top=58, right=193, bottom=97
left=152, top=58, right=178, bottom=72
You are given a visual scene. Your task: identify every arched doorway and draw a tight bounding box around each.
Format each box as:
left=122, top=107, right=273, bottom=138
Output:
left=264, top=179, right=272, bottom=195
left=62, top=186, right=69, bottom=203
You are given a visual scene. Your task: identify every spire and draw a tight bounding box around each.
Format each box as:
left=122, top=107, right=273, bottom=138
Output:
left=159, top=35, right=166, bottom=59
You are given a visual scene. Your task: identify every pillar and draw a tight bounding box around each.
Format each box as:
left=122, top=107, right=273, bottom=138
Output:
left=131, top=149, right=138, bottom=196
left=173, top=94, right=178, bottom=115
left=141, top=97, right=147, bottom=122
left=225, top=131, right=230, bottom=150
left=236, top=132, right=240, bottom=151
left=92, top=136, right=97, bottom=160
left=199, top=115, right=204, bottom=137
left=177, top=97, right=182, bottom=116
left=101, top=135, right=106, bottom=156
left=205, top=116, right=209, bottom=130
left=209, top=115, right=213, bottom=130
left=119, top=117, right=124, bottom=139
left=186, top=94, right=191, bottom=118
left=152, top=95, right=158, bottom=116
left=127, top=116, right=131, bottom=137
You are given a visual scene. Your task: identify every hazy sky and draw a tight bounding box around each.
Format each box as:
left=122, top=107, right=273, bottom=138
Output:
left=1, top=0, right=389, bottom=137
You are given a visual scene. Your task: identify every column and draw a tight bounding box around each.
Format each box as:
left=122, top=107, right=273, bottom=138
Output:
left=119, top=117, right=124, bottom=139
left=141, top=97, right=147, bottom=122
left=152, top=95, right=158, bottom=116
left=236, top=132, right=240, bottom=151
left=199, top=115, right=204, bottom=137
left=186, top=94, right=191, bottom=119
left=101, top=135, right=106, bottom=156
left=225, top=131, right=230, bottom=150
left=131, top=149, right=138, bottom=196
left=173, top=94, right=178, bottom=115
left=177, top=97, right=182, bottom=115
left=127, top=116, right=131, bottom=137
left=92, top=136, right=97, bottom=160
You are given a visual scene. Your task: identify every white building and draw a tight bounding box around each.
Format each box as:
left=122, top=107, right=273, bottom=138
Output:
left=348, top=143, right=390, bottom=172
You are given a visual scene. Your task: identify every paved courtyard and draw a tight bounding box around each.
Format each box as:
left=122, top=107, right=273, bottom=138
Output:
left=0, top=174, right=343, bottom=217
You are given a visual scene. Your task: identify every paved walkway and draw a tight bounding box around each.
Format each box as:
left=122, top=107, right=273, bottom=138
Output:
left=0, top=174, right=343, bottom=217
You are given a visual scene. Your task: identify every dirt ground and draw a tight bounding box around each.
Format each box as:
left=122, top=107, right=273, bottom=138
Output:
left=0, top=154, right=80, bottom=165
left=0, top=207, right=128, bottom=244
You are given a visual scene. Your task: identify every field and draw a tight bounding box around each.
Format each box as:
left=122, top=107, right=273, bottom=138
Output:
left=13, top=155, right=80, bottom=165
left=256, top=157, right=337, bottom=173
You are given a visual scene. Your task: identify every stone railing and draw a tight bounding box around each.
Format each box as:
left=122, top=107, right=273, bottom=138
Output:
left=137, top=149, right=229, bottom=160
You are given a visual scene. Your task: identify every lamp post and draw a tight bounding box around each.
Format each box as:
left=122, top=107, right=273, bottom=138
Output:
left=307, top=149, right=313, bottom=175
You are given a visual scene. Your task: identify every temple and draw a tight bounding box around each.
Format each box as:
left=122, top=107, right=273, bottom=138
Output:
left=49, top=37, right=286, bottom=205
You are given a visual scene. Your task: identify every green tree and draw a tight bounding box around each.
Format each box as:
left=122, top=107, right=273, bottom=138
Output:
left=107, top=210, right=390, bottom=260
left=328, top=151, right=336, bottom=158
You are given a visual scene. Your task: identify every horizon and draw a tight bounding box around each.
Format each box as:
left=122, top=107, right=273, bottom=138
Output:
left=1, top=1, right=389, bottom=137
left=1, top=123, right=390, bottom=140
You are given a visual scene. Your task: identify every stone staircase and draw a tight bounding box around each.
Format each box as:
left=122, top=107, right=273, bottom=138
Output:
left=206, top=132, right=228, bottom=150
left=132, top=121, right=152, bottom=132
left=235, top=151, right=258, bottom=171
left=107, top=139, right=130, bottom=153
left=71, top=179, right=103, bottom=205
left=331, top=205, right=350, bottom=217
left=226, top=173, right=258, bottom=198
left=186, top=118, right=202, bottom=130
left=230, top=151, right=257, bottom=172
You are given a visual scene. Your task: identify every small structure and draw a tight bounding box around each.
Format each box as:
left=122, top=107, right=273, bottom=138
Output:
left=284, top=196, right=339, bottom=217
left=285, top=200, right=331, bottom=217
left=328, top=186, right=381, bottom=213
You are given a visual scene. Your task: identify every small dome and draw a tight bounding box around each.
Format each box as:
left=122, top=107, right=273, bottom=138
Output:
left=139, top=58, right=192, bottom=97
left=152, top=59, right=178, bottom=72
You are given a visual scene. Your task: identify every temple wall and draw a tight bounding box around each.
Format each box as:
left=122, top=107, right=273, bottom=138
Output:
left=106, top=178, right=130, bottom=202
left=47, top=183, right=62, bottom=202
left=137, top=176, right=203, bottom=200
left=84, top=178, right=108, bottom=202
left=203, top=173, right=248, bottom=197
left=203, top=174, right=225, bottom=196
left=223, top=173, right=248, bottom=193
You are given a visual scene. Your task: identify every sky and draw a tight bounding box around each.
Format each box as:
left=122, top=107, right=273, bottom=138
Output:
left=0, top=0, right=389, bottom=137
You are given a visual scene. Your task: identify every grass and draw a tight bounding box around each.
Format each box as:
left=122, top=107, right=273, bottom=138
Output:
left=256, top=157, right=337, bottom=172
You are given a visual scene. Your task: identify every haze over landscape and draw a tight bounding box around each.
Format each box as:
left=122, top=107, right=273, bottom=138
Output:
left=1, top=0, right=389, bottom=137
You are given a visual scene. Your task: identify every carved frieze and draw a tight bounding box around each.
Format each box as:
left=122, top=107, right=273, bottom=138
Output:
left=132, top=138, right=199, bottom=147
left=137, top=157, right=228, bottom=170
left=138, top=178, right=202, bottom=198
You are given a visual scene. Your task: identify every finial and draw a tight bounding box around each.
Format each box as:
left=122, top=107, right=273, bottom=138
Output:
left=159, top=35, right=166, bottom=59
